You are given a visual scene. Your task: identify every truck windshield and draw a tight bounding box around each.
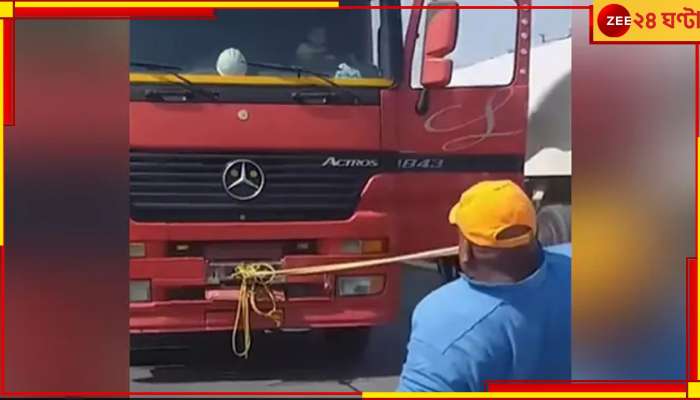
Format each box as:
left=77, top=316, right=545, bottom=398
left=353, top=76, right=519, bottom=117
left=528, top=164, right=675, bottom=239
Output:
left=130, top=1, right=398, bottom=83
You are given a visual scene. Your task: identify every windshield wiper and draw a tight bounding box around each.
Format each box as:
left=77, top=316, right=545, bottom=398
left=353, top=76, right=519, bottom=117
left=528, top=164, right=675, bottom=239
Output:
left=130, top=61, right=219, bottom=101
left=246, top=61, right=362, bottom=104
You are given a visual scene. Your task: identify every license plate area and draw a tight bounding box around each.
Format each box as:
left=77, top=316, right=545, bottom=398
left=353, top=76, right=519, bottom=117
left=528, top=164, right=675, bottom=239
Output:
left=205, top=307, right=285, bottom=328
left=206, top=260, right=286, bottom=286
left=205, top=287, right=287, bottom=303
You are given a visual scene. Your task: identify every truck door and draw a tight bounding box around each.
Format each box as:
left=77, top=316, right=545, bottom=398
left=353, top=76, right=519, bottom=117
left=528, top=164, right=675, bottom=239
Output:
left=389, top=0, right=530, bottom=253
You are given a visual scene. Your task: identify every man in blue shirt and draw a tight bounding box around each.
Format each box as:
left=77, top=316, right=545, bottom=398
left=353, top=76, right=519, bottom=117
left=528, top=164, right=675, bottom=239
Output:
left=397, top=180, right=571, bottom=392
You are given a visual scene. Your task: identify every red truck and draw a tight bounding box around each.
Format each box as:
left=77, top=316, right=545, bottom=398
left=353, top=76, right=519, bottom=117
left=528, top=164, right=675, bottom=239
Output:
left=128, top=0, right=542, bottom=352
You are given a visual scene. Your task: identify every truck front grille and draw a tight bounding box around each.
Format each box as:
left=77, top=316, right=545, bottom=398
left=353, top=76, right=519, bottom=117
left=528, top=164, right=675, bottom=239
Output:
left=130, top=151, right=376, bottom=222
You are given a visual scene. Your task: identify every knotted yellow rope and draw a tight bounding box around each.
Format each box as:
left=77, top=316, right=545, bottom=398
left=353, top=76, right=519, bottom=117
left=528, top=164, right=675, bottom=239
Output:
left=230, top=262, right=282, bottom=358
left=228, top=246, right=459, bottom=358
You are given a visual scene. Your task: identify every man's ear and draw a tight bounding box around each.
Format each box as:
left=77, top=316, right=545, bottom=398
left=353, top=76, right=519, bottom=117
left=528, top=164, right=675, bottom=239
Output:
left=458, top=233, right=470, bottom=267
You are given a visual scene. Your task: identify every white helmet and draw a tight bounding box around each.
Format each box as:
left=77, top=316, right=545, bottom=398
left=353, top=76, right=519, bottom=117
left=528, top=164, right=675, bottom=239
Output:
left=216, top=47, right=247, bottom=76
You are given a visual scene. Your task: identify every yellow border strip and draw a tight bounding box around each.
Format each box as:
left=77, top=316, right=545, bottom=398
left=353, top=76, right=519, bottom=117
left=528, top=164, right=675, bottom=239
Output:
left=15, top=1, right=339, bottom=8
left=0, top=2, right=12, bottom=18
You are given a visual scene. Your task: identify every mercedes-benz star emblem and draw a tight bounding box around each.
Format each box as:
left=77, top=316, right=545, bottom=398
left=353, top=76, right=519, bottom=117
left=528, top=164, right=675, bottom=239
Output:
left=222, top=159, right=265, bottom=201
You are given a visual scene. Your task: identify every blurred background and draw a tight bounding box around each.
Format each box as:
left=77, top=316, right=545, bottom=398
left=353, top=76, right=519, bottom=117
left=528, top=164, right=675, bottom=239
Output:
left=571, top=2, right=691, bottom=380
left=5, top=21, right=130, bottom=392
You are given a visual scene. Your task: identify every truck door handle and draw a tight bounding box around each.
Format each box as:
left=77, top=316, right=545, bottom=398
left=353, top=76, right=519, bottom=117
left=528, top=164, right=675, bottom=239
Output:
left=291, top=91, right=338, bottom=104
left=145, top=88, right=194, bottom=102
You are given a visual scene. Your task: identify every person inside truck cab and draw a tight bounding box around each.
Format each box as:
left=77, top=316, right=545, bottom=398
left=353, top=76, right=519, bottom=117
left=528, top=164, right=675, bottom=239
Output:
left=296, top=26, right=338, bottom=69
left=398, top=180, right=571, bottom=392
left=294, top=25, right=372, bottom=79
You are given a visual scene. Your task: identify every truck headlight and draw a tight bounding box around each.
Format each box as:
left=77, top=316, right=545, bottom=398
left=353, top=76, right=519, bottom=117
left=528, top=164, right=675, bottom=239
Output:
left=337, top=275, right=384, bottom=297
left=130, top=280, right=151, bottom=302
left=130, top=242, right=146, bottom=258
left=340, top=239, right=386, bottom=255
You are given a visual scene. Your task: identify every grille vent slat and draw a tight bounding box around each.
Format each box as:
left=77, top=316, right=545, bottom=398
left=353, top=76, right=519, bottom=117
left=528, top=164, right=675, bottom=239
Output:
left=130, top=151, right=374, bottom=222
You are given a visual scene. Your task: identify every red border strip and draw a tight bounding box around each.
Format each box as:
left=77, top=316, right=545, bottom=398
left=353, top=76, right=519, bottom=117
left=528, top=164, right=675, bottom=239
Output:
left=3, top=19, right=12, bottom=127
left=488, top=379, right=688, bottom=383
left=339, top=5, right=589, bottom=9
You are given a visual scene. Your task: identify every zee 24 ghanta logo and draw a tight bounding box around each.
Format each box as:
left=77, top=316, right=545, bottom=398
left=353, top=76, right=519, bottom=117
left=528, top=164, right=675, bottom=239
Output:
left=597, top=3, right=700, bottom=38
left=597, top=4, right=633, bottom=37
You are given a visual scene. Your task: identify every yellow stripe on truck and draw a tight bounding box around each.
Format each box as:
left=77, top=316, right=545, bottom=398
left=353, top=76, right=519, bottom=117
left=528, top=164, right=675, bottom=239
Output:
left=129, top=72, right=394, bottom=88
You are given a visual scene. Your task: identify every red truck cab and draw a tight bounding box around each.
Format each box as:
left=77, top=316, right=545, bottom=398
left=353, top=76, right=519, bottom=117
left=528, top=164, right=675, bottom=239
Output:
left=129, top=0, right=530, bottom=351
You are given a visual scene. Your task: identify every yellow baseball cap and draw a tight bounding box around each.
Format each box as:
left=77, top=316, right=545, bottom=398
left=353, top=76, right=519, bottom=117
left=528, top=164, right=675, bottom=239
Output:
left=448, top=180, right=536, bottom=248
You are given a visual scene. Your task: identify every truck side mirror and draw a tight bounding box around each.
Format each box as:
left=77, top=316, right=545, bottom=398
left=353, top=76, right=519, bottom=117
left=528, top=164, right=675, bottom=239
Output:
left=420, top=2, right=459, bottom=89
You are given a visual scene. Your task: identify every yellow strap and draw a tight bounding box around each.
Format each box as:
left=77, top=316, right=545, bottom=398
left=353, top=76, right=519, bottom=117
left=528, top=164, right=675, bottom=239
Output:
left=230, top=263, right=282, bottom=358
left=228, top=245, right=459, bottom=358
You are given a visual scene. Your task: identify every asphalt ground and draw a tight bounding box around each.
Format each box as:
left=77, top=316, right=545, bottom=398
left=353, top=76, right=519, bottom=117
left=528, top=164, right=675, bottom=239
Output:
left=130, top=265, right=442, bottom=393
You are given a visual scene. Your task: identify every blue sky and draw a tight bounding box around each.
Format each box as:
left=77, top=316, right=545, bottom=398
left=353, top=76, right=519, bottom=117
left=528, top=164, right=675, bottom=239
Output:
left=530, top=0, right=573, bottom=45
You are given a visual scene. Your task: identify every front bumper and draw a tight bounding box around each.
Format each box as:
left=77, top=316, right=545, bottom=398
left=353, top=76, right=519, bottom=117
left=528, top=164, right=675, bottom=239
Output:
left=130, top=206, right=400, bottom=334
left=130, top=260, right=399, bottom=334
